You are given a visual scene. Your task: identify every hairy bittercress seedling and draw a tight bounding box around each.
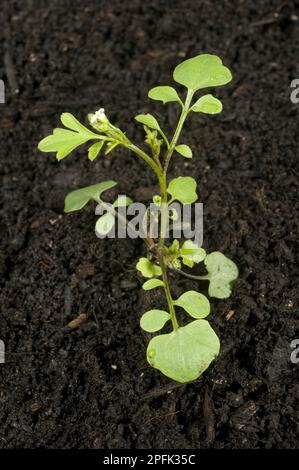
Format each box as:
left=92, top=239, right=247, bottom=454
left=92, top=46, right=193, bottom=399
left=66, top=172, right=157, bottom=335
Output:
left=38, top=54, right=238, bottom=383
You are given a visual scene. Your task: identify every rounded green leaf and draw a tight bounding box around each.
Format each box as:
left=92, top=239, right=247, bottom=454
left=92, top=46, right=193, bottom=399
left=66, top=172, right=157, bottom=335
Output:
left=180, top=240, right=206, bottom=268
left=175, top=144, right=193, bottom=159
left=167, top=176, right=197, bottom=204
left=136, top=257, right=162, bottom=278
left=191, top=94, right=222, bottom=114
left=140, top=310, right=170, bottom=333
left=148, top=86, right=181, bottom=104
left=147, top=320, right=220, bottom=382
left=153, top=195, right=161, bottom=206
left=64, top=180, right=117, bottom=213
left=174, top=291, right=210, bottom=319
left=204, top=252, right=239, bottom=299
left=95, top=212, right=115, bottom=236
left=135, top=114, right=161, bottom=131
left=173, top=54, right=232, bottom=92
left=113, top=195, right=133, bottom=207
left=142, top=279, right=165, bottom=290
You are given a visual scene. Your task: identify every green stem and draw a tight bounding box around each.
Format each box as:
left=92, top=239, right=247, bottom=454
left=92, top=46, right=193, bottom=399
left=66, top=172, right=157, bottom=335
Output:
left=163, top=89, right=193, bottom=175
left=130, top=90, right=195, bottom=333
left=128, top=143, right=162, bottom=176
left=172, top=267, right=209, bottom=281
left=152, top=90, right=195, bottom=332
left=158, top=129, right=170, bottom=149
left=156, top=172, right=178, bottom=330
left=158, top=247, right=178, bottom=331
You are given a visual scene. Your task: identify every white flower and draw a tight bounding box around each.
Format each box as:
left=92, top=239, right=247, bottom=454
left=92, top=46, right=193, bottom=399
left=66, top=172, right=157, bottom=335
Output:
left=90, top=108, right=106, bottom=124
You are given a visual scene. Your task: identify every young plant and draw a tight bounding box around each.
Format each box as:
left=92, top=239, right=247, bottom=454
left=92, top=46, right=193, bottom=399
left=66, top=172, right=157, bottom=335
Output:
left=38, top=54, right=238, bottom=383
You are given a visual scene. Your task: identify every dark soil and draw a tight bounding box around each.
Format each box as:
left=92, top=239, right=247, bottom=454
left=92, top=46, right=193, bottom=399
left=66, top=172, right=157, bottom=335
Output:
left=0, top=0, right=299, bottom=449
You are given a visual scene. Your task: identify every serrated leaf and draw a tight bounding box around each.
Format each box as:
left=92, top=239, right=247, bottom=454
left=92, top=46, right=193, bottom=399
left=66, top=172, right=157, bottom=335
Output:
left=175, top=144, right=193, bottom=159
left=204, top=252, right=239, bottom=299
left=135, top=114, right=161, bottom=131
left=180, top=240, right=206, bottom=268
left=191, top=94, right=222, bottom=114
left=95, top=212, right=115, bottom=236
left=39, top=113, right=101, bottom=161
left=60, top=113, right=97, bottom=137
left=174, top=291, right=210, bottom=319
left=38, top=128, right=92, bottom=160
left=173, top=54, right=232, bottom=92
left=167, top=176, right=197, bottom=204
left=113, top=195, right=133, bottom=207
left=64, top=180, right=117, bottom=213
left=148, top=86, right=180, bottom=104
left=136, top=258, right=162, bottom=278
left=140, top=309, right=170, bottom=333
left=88, top=141, right=104, bottom=161
left=147, top=320, right=220, bottom=382
left=142, top=279, right=165, bottom=290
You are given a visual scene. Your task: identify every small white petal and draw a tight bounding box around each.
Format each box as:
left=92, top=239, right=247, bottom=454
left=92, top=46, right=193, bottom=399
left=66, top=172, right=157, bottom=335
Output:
left=90, top=108, right=107, bottom=125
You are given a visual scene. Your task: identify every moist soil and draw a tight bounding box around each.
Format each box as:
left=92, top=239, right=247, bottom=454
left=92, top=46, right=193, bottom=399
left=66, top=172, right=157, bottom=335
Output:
left=0, top=0, right=298, bottom=449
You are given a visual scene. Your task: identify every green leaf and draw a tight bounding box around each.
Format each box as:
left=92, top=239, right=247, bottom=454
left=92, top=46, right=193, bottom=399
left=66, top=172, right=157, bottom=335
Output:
left=148, top=86, right=181, bottom=104
left=168, top=239, right=180, bottom=254
left=105, top=141, right=118, bottom=155
left=147, top=320, right=220, bottom=382
left=172, top=258, right=181, bottom=269
left=95, top=212, right=115, bottom=236
left=140, top=309, right=170, bottom=333
left=113, top=195, right=133, bottom=207
left=180, top=240, right=206, bottom=268
left=60, top=113, right=97, bottom=138
left=64, top=180, right=117, bottom=213
left=38, top=128, right=92, bottom=160
left=204, top=252, right=239, bottom=299
left=191, top=94, right=222, bottom=114
left=174, top=291, right=210, bottom=319
left=167, top=176, right=197, bottom=204
left=175, top=144, right=192, bottom=159
left=38, top=113, right=100, bottom=160
left=135, top=114, right=161, bottom=131
left=142, top=279, right=165, bottom=290
left=88, top=141, right=104, bottom=161
left=136, top=258, right=162, bottom=278
left=173, top=54, right=232, bottom=92
left=153, top=195, right=162, bottom=206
